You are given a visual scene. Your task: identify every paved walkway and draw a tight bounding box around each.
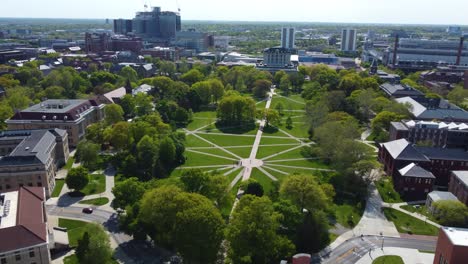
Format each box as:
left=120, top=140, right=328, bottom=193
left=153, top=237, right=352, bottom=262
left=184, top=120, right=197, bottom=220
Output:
left=328, top=183, right=400, bottom=251
left=382, top=201, right=441, bottom=228
left=355, top=247, right=434, bottom=264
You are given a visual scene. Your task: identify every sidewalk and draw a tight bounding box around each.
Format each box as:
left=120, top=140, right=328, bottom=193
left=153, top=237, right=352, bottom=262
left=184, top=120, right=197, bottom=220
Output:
left=382, top=202, right=441, bottom=228
left=355, top=247, right=434, bottom=264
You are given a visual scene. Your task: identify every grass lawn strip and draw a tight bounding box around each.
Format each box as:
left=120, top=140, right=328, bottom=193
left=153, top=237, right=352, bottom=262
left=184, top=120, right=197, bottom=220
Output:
left=186, top=118, right=216, bottom=131
left=64, top=157, right=75, bottom=170
left=256, top=144, right=302, bottom=159
left=58, top=218, right=94, bottom=247
left=264, top=145, right=311, bottom=161
left=260, top=136, right=300, bottom=145
left=333, top=203, right=363, bottom=228
left=271, top=96, right=305, bottom=111
left=81, top=174, right=105, bottom=196
left=51, top=179, right=65, bottom=197
left=376, top=179, right=403, bottom=203
left=251, top=168, right=275, bottom=195
left=261, top=144, right=313, bottom=161
left=372, top=255, right=404, bottom=264
left=265, top=159, right=330, bottom=169
left=78, top=197, right=110, bottom=206
left=182, top=151, right=236, bottom=167
left=197, top=133, right=256, bottom=147
left=186, top=148, right=238, bottom=161
left=185, top=135, right=212, bottom=148
left=383, top=208, right=439, bottom=236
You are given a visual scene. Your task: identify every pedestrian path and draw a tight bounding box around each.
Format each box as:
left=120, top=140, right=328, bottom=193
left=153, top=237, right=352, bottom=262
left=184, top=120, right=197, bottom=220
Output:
left=382, top=202, right=441, bottom=228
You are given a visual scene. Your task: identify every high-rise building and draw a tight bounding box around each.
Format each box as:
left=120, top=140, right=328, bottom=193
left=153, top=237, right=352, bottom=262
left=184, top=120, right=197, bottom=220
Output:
left=114, top=19, right=133, bottom=35
left=281, top=27, right=295, bottom=49
left=128, top=7, right=181, bottom=41
left=341, top=29, right=357, bottom=52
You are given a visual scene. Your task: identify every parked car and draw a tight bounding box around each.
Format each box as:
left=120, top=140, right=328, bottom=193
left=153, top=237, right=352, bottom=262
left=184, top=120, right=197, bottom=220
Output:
left=82, top=207, right=93, bottom=214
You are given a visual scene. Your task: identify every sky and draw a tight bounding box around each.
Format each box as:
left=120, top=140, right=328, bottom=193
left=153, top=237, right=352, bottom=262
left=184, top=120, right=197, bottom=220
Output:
left=1, top=0, right=468, bottom=25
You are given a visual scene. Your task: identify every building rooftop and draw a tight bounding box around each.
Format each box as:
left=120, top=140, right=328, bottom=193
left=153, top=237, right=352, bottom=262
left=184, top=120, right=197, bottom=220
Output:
left=416, top=147, right=468, bottom=162
left=22, top=99, right=89, bottom=114
left=0, top=187, right=47, bottom=253
left=451, top=171, right=468, bottom=188
left=381, top=139, right=430, bottom=161
left=428, top=191, right=458, bottom=202
left=380, top=83, right=424, bottom=98
left=396, top=97, right=468, bottom=122
left=442, top=226, right=468, bottom=247
left=399, top=163, right=435, bottom=178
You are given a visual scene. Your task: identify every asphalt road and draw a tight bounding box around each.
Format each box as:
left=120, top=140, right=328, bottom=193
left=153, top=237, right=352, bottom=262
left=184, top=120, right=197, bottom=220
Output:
left=313, top=235, right=436, bottom=264
left=47, top=205, right=171, bottom=264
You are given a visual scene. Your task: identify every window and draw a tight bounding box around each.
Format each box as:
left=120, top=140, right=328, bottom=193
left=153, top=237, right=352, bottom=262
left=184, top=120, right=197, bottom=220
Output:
left=15, top=254, right=20, bottom=261
left=0, top=258, right=5, bottom=264
left=29, top=250, right=35, bottom=258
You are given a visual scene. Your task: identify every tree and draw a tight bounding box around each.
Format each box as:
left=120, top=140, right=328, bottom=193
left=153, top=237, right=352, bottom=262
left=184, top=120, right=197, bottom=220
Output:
left=76, top=224, right=113, bottom=264
left=181, top=69, right=204, bottom=85
left=274, top=70, right=287, bottom=85
left=66, top=166, right=89, bottom=192
left=217, top=94, right=256, bottom=125
left=76, top=141, right=100, bottom=170
left=279, top=75, right=291, bottom=95
left=139, top=186, right=225, bottom=263
left=104, top=104, right=124, bottom=125
left=262, top=109, right=280, bottom=128
left=112, top=177, right=145, bottom=209
left=119, top=94, right=136, bottom=117
left=209, top=79, right=225, bottom=102
left=0, top=102, right=13, bottom=130
left=136, top=135, right=159, bottom=179
left=432, top=200, right=468, bottom=227
left=243, top=180, right=264, bottom=197
left=275, top=102, right=285, bottom=116
left=285, top=116, right=293, bottom=129
left=253, top=79, right=272, bottom=98
left=181, top=169, right=229, bottom=206
left=105, top=121, right=131, bottom=150
left=159, top=137, right=176, bottom=166
left=448, top=86, right=468, bottom=106
left=280, top=174, right=330, bottom=211
left=120, top=66, right=139, bottom=83
left=371, top=111, right=406, bottom=142
left=226, top=195, right=295, bottom=263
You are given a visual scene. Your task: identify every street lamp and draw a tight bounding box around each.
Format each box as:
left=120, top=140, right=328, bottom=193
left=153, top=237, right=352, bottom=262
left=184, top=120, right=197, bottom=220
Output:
left=380, top=232, right=384, bottom=249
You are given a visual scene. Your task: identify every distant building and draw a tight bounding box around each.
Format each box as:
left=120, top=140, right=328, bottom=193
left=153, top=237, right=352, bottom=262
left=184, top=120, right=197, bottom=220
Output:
left=0, top=129, right=69, bottom=197
left=395, top=97, right=468, bottom=122
left=395, top=162, right=435, bottom=200
left=426, top=191, right=459, bottom=213
left=341, top=29, right=357, bottom=52
left=111, top=63, right=155, bottom=78
left=449, top=171, right=468, bottom=206
left=256, top=47, right=298, bottom=73
left=298, top=51, right=339, bottom=64
left=111, top=36, right=144, bottom=53
left=95, top=87, right=127, bottom=105
left=129, top=7, right=181, bottom=41
left=281, top=27, right=295, bottom=49
left=447, top=26, right=462, bottom=35
left=6, top=99, right=105, bottom=147
left=434, top=227, right=468, bottom=264
left=389, top=120, right=468, bottom=148
left=174, top=30, right=213, bottom=52
left=85, top=33, right=110, bottom=53
left=0, top=50, right=28, bottom=64
left=380, top=83, right=424, bottom=98
left=113, top=19, right=133, bottom=35
left=141, top=47, right=177, bottom=61
left=132, top=84, right=154, bottom=96
left=0, top=187, right=52, bottom=264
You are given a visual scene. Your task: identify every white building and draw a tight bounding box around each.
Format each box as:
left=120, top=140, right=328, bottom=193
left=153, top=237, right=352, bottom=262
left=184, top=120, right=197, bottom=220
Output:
left=281, top=27, right=295, bottom=49
left=341, top=29, right=357, bottom=52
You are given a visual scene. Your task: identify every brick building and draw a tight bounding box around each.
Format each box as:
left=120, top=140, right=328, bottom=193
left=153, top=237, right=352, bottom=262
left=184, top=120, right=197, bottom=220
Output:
left=0, top=187, right=52, bottom=264
left=448, top=171, right=468, bottom=206
left=379, top=139, right=468, bottom=199
left=6, top=99, right=105, bottom=147
left=434, top=227, right=468, bottom=264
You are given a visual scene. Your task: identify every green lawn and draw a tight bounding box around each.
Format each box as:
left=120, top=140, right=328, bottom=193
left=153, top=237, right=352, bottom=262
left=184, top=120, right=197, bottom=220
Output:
left=372, top=255, right=404, bottom=264
left=51, top=179, right=65, bottom=197
left=64, top=254, right=118, bottom=264
left=376, top=178, right=403, bottom=203
left=198, top=134, right=256, bottom=147
left=251, top=168, right=275, bottom=195
left=186, top=111, right=217, bottom=131
left=266, top=159, right=329, bottom=169
left=186, top=147, right=238, bottom=159
left=278, top=123, right=310, bottom=139
left=182, top=151, right=235, bottom=167
left=400, top=205, right=435, bottom=222
left=81, top=174, right=106, bottom=196
left=185, top=135, right=212, bottom=148
left=259, top=136, right=299, bottom=145
left=58, top=218, right=93, bottom=247
left=332, top=203, right=364, bottom=228
left=383, top=208, right=439, bottom=236
left=78, top=197, right=110, bottom=206
left=64, top=157, right=75, bottom=170
left=266, top=146, right=312, bottom=161
left=256, top=144, right=300, bottom=159
left=224, top=146, right=253, bottom=158
left=271, top=95, right=305, bottom=111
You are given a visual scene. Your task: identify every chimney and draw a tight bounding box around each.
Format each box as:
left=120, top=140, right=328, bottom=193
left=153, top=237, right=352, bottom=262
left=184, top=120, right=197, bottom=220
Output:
left=456, top=36, right=464, bottom=65
left=393, top=34, right=399, bottom=68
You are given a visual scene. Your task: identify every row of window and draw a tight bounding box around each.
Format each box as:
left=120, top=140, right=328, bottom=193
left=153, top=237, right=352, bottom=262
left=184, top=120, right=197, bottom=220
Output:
left=0, top=249, right=36, bottom=264
left=0, top=182, right=42, bottom=191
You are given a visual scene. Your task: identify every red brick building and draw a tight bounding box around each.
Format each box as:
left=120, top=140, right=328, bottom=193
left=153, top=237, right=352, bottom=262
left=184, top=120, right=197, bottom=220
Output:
left=434, top=227, right=468, bottom=264
left=448, top=171, right=468, bottom=206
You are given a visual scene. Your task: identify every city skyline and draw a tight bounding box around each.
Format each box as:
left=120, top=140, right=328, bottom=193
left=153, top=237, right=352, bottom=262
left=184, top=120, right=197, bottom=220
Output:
left=1, top=0, right=468, bottom=25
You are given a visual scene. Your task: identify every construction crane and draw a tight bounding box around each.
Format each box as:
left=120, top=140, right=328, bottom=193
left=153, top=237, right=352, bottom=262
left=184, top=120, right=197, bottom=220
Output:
left=175, top=0, right=181, bottom=12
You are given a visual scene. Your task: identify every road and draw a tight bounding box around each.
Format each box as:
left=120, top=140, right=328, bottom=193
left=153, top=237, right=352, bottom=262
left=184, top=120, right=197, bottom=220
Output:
left=314, top=235, right=436, bottom=264
left=47, top=205, right=170, bottom=264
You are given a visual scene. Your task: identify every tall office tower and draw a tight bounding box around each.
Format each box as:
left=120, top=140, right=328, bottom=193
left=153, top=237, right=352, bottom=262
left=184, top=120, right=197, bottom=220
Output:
left=341, top=29, right=357, bottom=52
left=281, top=27, right=295, bottom=49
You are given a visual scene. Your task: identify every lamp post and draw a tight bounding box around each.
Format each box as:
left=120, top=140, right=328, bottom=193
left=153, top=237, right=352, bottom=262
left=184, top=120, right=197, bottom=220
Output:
left=381, top=233, right=384, bottom=250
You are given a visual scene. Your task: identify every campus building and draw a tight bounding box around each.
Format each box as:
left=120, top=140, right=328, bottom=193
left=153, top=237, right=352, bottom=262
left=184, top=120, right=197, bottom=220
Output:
left=281, top=27, right=295, bottom=49
left=341, top=29, right=357, bottom=52
left=389, top=120, right=468, bottom=148
left=0, top=187, right=52, bottom=264
left=379, top=83, right=424, bottom=98
left=6, top=99, right=105, bottom=147
left=434, top=227, right=468, bottom=264
left=448, top=171, right=468, bottom=206
left=379, top=138, right=468, bottom=199
left=395, top=97, right=468, bottom=122
left=0, top=129, right=69, bottom=197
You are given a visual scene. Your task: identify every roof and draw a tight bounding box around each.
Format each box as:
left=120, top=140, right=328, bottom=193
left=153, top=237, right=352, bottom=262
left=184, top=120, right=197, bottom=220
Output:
left=396, top=97, right=468, bottom=122
left=398, top=163, right=435, bottom=178
left=380, top=83, right=424, bottom=98
left=451, top=171, right=468, bottom=188
left=428, top=191, right=458, bottom=202
left=415, top=147, right=468, bottom=162
left=442, top=227, right=468, bottom=247
left=0, top=129, right=64, bottom=166
left=381, top=139, right=430, bottom=161
left=103, top=87, right=126, bottom=104
left=391, top=121, right=409, bottom=131
left=0, top=187, right=47, bottom=253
